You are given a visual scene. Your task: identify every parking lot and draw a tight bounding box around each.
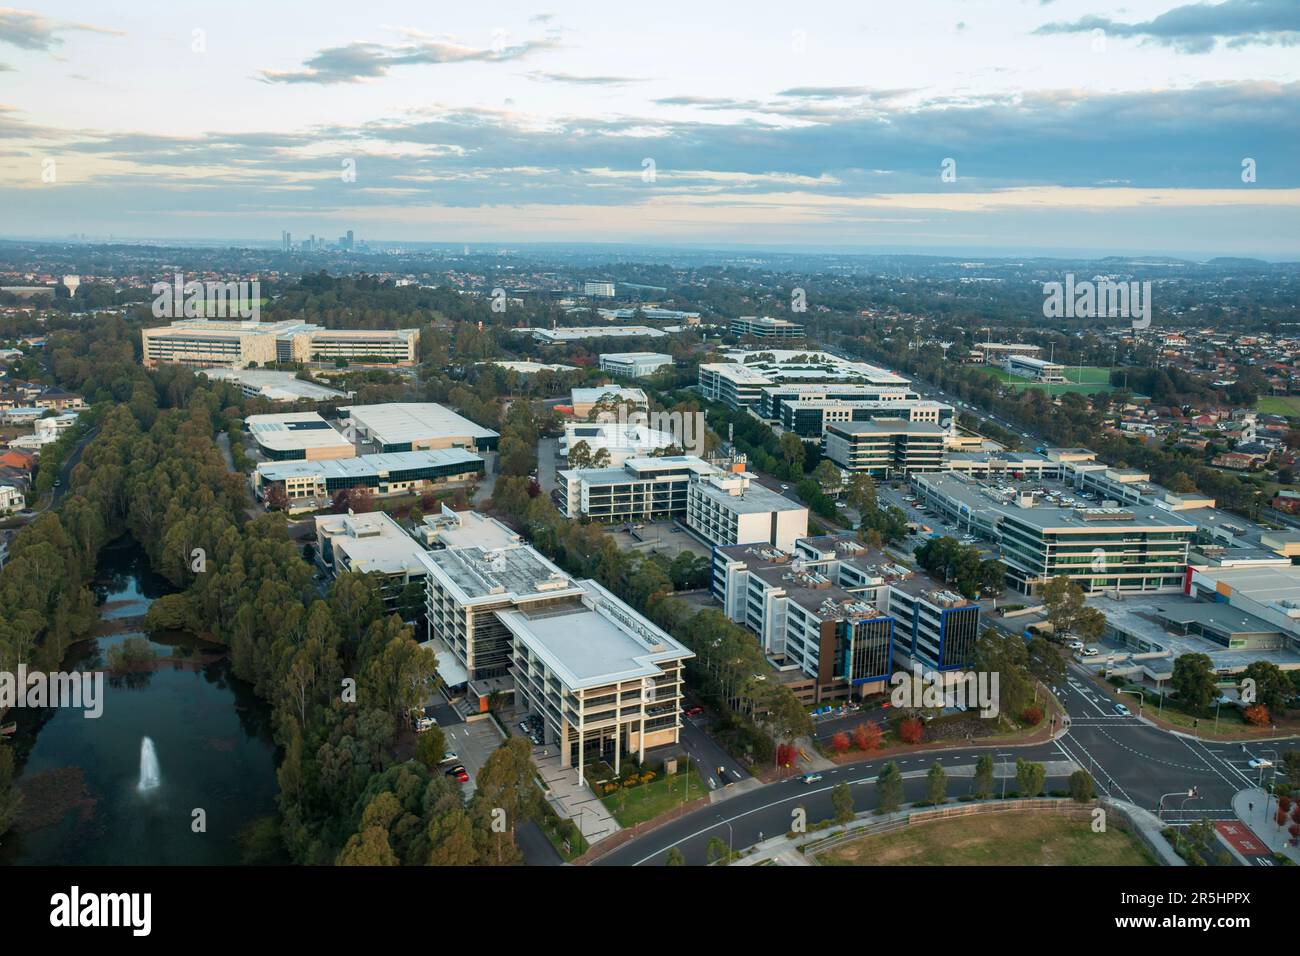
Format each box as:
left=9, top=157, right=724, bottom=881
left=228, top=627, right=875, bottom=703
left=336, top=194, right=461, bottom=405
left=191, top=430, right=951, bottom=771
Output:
left=423, top=709, right=506, bottom=797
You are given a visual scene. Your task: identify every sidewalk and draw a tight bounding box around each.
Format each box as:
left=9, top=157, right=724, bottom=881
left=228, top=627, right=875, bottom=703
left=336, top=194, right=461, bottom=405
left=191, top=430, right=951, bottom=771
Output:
left=1230, top=787, right=1300, bottom=864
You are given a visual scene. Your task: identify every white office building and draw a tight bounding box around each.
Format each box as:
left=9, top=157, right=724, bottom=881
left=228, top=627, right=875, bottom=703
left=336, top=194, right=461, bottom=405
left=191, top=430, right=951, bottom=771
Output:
left=557, top=455, right=721, bottom=521
left=561, top=421, right=679, bottom=467
left=686, top=471, right=808, bottom=553
left=598, top=352, right=674, bottom=378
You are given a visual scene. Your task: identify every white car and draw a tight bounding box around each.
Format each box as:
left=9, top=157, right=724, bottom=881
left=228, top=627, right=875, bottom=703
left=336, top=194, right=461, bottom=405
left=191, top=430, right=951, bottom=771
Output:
left=1248, top=758, right=1273, bottom=770
left=439, top=751, right=459, bottom=765
left=414, top=716, right=437, bottom=733
left=1068, top=640, right=1084, bottom=651
left=1114, top=703, right=1131, bottom=717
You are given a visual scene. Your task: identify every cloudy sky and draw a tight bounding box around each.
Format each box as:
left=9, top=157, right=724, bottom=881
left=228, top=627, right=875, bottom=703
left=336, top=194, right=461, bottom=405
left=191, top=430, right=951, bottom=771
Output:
left=1, top=0, right=1298, bottom=256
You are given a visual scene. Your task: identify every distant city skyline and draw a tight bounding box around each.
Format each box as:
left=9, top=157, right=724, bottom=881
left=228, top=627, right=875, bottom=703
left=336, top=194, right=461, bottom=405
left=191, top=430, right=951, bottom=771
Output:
left=1, top=1, right=1298, bottom=255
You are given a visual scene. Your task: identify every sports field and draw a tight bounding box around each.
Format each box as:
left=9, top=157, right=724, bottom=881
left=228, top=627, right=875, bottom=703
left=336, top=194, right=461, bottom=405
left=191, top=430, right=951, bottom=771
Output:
left=972, top=364, right=1116, bottom=395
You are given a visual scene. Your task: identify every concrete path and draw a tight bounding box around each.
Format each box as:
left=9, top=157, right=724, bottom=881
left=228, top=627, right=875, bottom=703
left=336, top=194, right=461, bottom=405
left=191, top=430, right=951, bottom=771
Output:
left=1230, top=787, right=1300, bottom=864
left=532, top=745, right=622, bottom=846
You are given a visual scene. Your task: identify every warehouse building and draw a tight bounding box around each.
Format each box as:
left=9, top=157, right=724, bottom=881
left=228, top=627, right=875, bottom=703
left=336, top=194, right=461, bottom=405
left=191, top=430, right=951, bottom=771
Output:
left=254, top=449, right=484, bottom=512
left=246, top=412, right=355, bottom=461
left=342, top=403, right=499, bottom=453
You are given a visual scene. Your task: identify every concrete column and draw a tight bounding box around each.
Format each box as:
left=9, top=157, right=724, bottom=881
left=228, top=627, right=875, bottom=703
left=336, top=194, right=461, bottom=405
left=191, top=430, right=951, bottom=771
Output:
left=613, top=683, right=622, bottom=774
left=560, top=717, right=571, bottom=768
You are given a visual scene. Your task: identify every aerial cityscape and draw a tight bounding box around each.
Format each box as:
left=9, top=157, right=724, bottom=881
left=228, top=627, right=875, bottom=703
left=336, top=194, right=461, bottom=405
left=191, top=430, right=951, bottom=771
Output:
left=1, top=0, right=1297, bottom=934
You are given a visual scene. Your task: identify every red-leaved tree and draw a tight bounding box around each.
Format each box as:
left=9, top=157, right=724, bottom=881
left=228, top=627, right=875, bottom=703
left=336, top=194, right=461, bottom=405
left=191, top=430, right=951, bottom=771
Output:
left=830, top=731, right=851, bottom=754
left=1244, top=704, right=1270, bottom=726
left=899, top=717, right=924, bottom=745
left=853, top=721, right=882, bottom=752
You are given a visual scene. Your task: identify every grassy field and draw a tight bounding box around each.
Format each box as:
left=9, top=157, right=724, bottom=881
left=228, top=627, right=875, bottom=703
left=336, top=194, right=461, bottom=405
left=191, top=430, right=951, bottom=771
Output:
left=820, top=811, right=1155, bottom=866
left=1256, top=396, right=1300, bottom=418
left=601, top=767, right=706, bottom=827
left=970, top=364, right=1117, bottom=396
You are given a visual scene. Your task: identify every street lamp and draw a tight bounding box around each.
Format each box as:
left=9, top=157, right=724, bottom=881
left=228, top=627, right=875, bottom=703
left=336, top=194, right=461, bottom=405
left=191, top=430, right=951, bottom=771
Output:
left=1119, top=686, right=1143, bottom=715
left=998, top=752, right=1013, bottom=799
left=1157, top=789, right=1194, bottom=821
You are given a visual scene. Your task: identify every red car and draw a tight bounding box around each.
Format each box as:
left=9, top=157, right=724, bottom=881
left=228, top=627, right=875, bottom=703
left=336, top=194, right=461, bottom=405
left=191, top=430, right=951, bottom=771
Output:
left=444, top=765, right=470, bottom=783
left=682, top=705, right=704, bottom=718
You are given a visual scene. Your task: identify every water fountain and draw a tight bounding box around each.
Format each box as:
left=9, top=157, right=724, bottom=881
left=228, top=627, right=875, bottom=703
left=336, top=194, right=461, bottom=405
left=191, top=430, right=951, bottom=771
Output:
left=137, top=736, right=160, bottom=793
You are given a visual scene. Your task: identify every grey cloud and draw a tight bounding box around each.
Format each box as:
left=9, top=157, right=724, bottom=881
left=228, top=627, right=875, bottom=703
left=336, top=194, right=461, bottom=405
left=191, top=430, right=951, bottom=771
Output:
left=260, top=36, right=560, bottom=84
left=524, top=71, right=644, bottom=85
left=1035, top=0, right=1300, bottom=53
left=0, top=7, right=121, bottom=51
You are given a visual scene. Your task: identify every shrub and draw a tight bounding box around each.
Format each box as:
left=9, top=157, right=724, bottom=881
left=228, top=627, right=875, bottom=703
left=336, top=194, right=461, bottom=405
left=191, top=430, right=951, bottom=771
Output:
left=1021, top=705, right=1043, bottom=725
left=898, top=717, right=924, bottom=745
left=1244, top=704, right=1270, bottom=726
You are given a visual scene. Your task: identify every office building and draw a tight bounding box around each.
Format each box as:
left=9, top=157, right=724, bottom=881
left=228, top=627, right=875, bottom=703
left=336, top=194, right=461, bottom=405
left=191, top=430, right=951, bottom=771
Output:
left=246, top=412, right=355, bottom=461
left=756, top=383, right=922, bottom=422
left=314, top=512, right=429, bottom=612
left=823, top=420, right=947, bottom=477
left=557, top=455, right=721, bottom=521
left=999, top=504, right=1194, bottom=595
left=342, top=403, right=499, bottom=453
left=527, top=326, right=668, bottom=344
left=418, top=534, right=587, bottom=684
left=777, top=397, right=952, bottom=439
left=142, top=319, right=419, bottom=368
left=503, top=579, right=692, bottom=777
left=699, top=350, right=909, bottom=410
left=569, top=386, right=649, bottom=419
left=561, top=421, right=678, bottom=468
left=713, top=534, right=979, bottom=701
left=254, top=449, right=484, bottom=512
left=583, top=280, right=616, bottom=298
left=686, top=471, right=808, bottom=552
left=730, top=316, right=806, bottom=341
left=598, top=352, right=674, bottom=378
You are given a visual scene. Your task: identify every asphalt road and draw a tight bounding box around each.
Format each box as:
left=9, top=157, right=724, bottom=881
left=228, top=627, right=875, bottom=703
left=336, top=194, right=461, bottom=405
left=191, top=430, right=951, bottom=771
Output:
left=593, top=661, right=1299, bottom=865
left=594, top=740, right=1067, bottom=866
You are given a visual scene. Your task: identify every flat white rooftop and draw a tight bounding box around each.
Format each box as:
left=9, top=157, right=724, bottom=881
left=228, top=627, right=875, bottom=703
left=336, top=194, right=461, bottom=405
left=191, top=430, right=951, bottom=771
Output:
left=256, top=448, right=482, bottom=482
left=342, top=403, right=498, bottom=445
left=528, top=326, right=668, bottom=341
left=498, top=581, right=692, bottom=690
left=315, top=512, right=429, bottom=575
left=202, top=368, right=349, bottom=401
left=246, top=412, right=354, bottom=453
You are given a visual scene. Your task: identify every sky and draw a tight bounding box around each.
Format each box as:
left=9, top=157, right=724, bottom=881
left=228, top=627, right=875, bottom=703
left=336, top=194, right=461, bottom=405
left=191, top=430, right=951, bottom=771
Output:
left=1, top=0, right=1298, bottom=257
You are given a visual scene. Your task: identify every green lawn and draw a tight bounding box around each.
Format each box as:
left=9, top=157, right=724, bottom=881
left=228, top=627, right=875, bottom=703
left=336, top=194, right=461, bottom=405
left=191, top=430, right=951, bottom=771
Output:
left=600, top=766, right=706, bottom=828
left=821, top=811, right=1155, bottom=866
left=1256, top=396, right=1300, bottom=418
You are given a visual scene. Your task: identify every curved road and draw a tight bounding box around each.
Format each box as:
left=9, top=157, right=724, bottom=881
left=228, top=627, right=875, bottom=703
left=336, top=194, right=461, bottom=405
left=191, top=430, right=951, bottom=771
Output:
left=594, top=665, right=1298, bottom=866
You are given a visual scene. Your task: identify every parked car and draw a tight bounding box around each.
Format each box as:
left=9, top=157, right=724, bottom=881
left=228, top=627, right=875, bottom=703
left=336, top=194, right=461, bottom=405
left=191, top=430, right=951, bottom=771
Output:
left=444, top=765, right=469, bottom=782
left=1114, top=703, right=1131, bottom=717
left=1067, top=640, right=1084, bottom=651
left=683, top=705, right=704, bottom=718
left=414, top=716, right=437, bottom=733
left=800, top=773, right=823, bottom=785
left=1084, top=647, right=1100, bottom=657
